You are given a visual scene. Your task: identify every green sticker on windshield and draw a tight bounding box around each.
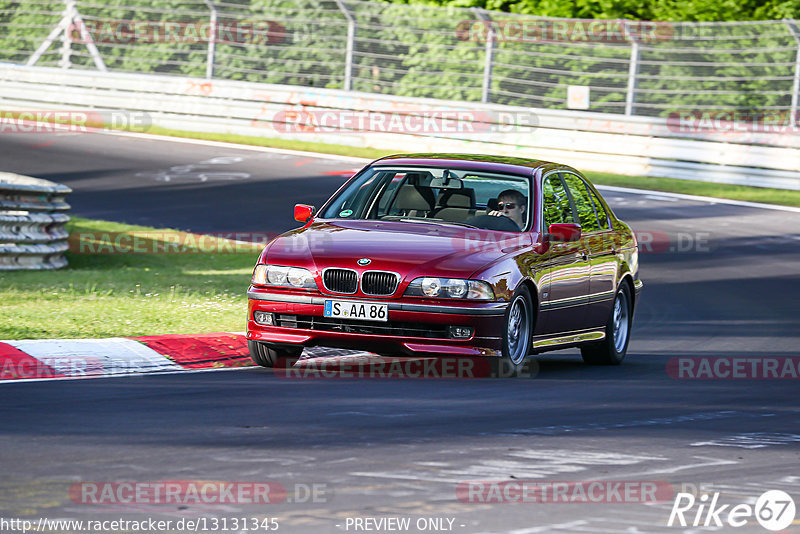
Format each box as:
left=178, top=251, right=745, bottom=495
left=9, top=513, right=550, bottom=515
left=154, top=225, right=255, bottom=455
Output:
left=339, top=209, right=353, bottom=217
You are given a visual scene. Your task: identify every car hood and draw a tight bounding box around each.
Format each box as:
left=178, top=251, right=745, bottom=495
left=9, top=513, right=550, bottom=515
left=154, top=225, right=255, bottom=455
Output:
left=264, top=219, right=531, bottom=280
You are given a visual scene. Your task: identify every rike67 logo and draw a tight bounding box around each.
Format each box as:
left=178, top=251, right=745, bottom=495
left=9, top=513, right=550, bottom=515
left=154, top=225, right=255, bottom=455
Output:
left=668, top=490, right=795, bottom=531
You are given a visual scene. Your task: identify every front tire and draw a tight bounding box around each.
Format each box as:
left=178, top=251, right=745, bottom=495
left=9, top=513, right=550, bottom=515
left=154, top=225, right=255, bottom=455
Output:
left=581, top=282, right=632, bottom=365
left=500, top=285, right=533, bottom=374
left=248, top=341, right=303, bottom=368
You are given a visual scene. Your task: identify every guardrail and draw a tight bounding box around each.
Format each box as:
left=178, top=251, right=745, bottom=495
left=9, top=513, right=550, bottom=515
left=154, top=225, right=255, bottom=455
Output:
left=0, top=172, right=71, bottom=270
left=0, top=64, right=799, bottom=190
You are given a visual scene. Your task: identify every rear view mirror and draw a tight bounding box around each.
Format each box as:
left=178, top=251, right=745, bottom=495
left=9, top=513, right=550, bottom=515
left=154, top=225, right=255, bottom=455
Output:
left=429, top=177, right=463, bottom=189
left=429, top=169, right=463, bottom=189
left=294, top=204, right=315, bottom=223
left=548, top=223, right=581, bottom=242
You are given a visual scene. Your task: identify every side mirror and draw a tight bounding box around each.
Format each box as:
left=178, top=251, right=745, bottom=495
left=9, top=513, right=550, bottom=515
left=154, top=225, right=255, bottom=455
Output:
left=294, top=204, right=315, bottom=223
left=548, top=223, right=581, bottom=242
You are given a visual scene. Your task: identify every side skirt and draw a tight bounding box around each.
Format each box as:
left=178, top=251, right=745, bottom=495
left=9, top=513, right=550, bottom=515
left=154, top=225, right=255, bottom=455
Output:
left=530, top=328, right=605, bottom=354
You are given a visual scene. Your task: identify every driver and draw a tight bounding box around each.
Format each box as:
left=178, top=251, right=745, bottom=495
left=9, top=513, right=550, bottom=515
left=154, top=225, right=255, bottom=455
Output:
left=488, top=189, right=527, bottom=230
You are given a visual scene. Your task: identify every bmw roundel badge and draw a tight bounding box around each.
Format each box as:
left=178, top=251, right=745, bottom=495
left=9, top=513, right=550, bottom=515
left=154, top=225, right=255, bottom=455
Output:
left=357, top=258, right=371, bottom=266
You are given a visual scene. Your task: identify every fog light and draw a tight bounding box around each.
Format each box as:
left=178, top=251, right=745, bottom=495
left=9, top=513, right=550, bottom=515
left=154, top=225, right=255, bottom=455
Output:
left=448, top=326, right=474, bottom=339
left=253, top=311, right=274, bottom=325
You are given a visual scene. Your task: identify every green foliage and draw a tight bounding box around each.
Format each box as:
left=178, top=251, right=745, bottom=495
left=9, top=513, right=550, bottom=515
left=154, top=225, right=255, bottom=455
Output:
left=0, top=1, right=63, bottom=65
left=3, top=0, right=797, bottom=116
left=388, top=0, right=800, bottom=22
left=216, top=0, right=347, bottom=88
left=349, top=2, right=485, bottom=100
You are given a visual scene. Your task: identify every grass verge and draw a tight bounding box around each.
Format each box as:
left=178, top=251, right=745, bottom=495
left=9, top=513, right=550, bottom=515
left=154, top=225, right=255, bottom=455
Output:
left=585, top=171, right=800, bottom=208
left=0, top=217, right=262, bottom=340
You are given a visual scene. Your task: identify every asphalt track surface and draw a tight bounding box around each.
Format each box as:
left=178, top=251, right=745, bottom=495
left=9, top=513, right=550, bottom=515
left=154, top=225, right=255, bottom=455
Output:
left=1, top=131, right=799, bottom=534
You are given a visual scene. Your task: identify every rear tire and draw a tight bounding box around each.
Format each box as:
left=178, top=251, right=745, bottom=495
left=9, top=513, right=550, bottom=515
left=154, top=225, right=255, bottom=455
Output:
left=248, top=341, right=303, bottom=368
left=581, top=283, right=632, bottom=365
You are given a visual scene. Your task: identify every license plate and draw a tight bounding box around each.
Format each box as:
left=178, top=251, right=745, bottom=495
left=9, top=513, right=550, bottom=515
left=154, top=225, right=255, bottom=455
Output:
left=324, top=299, right=388, bottom=322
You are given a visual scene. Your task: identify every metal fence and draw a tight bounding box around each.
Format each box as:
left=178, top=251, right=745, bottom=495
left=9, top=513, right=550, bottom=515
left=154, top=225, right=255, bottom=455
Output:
left=1, top=0, right=799, bottom=118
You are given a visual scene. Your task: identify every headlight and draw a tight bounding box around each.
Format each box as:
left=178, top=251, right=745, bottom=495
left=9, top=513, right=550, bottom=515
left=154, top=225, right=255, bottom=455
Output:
left=252, top=264, right=316, bottom=289
left=446, top=278, right=468, bottom=298
left=267, top=265, right=288, bottom=285
left=404, top=277, right=494, bottom=300
left=421, top=277, right=441, bottom=297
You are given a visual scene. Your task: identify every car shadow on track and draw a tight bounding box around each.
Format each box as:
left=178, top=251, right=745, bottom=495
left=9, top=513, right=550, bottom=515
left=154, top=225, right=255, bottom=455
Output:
left=276, top=349, right=666, bottom=382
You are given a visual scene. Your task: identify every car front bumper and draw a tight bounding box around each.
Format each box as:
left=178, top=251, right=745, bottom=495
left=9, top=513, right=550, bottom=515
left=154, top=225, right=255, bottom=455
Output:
left=246, top=288, right=508, bottom=357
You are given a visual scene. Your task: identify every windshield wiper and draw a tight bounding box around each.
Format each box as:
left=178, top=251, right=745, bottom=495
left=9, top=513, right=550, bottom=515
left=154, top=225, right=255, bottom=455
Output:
left=379, top=215, right=478, bottom=229
left=398, top=218, right=478, bottom=229
left=428, top=220, right=479, bottom=229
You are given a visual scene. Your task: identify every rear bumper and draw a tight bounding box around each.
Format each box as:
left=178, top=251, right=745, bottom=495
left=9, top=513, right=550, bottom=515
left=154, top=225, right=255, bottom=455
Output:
left=246, top=289, right=507, bottom=357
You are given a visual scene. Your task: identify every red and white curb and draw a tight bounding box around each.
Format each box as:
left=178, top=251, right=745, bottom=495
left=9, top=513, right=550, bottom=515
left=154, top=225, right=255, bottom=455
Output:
left=0, top=334, right=374, bottom=382
left=0, top=333, right=255, bottom=382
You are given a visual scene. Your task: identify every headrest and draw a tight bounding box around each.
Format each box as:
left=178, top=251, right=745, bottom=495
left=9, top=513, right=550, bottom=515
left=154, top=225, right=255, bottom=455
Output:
left=395, top=185, right=434, bottom=211
left=439, top=189, right=475, bottom=209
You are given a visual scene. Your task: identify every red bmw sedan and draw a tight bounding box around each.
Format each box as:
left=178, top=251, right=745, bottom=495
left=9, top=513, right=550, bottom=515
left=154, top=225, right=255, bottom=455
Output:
left=246, top=154, right=642, bottom=371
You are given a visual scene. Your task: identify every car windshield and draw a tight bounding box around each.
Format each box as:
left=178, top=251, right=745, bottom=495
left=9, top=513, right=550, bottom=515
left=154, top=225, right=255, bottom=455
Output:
left=320, top=166, right=532, bottom=232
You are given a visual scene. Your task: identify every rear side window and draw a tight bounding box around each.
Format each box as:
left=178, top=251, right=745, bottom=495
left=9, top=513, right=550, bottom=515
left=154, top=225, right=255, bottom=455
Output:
left=584, top=184, right=610, bottom=230
left=561, top=173, right=601, bottom=232
left=542, top=174, right=574, bottom=227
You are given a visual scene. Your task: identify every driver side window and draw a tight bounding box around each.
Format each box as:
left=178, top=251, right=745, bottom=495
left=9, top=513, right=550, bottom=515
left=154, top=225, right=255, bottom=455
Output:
left=542, top=174, right=574, bottom=228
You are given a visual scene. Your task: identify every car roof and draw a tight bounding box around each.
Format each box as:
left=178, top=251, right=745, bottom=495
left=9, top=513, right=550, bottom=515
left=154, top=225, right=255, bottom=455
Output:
left=372, top=153, right=570, bottom=177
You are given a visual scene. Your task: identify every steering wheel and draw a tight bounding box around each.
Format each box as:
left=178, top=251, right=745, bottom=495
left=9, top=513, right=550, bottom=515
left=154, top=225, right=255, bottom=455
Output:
left=464, top=214, right=521, bottom=232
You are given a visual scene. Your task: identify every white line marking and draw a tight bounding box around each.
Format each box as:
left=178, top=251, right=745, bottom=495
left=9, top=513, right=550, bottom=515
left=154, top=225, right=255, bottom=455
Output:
left=352, top=450, right=661, bottom=483
left=102, top=129, right=370, bottom=163
left=691, top=432, right=800, bottom=449
left=480, top=521, right=589, bottom=534
left=597, top=185, right=800, bottom=213
left=0, top=364, right=254, bottom=384
left=494, top=410, right=744, bottom=436
left=598, top=456, right=738, bottom=478
left=644, top=194, right=679, bottom=202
